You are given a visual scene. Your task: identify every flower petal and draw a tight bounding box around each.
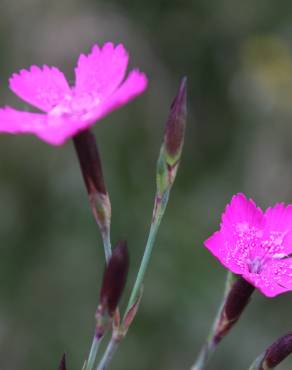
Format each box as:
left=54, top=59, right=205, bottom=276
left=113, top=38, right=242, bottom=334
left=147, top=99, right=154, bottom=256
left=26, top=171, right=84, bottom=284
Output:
left=9, top=66, right=71, bottom=112
left=243, top=258, right=292, bottom=297
left=204, top=194, right=265, bottom=275
left=82, top=69, right=148, bottom=125
left=264, top=203, right=292, bottom=255
left=204, top=231, right=243, bottom=274
left=74, top=43, right=129, bottom=98
left=221, top=193, right=264, bottom=232
left=0, top=107, right=47, bottom=133
left=0, top=107, right=75, bottom=145
left=264, top=203, right=292, bottom=232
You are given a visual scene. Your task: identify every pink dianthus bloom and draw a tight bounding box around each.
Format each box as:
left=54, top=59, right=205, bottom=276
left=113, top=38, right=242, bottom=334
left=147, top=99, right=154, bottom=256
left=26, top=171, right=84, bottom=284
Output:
left=0, top=43, right=147, bottom=145
left=205, top=193, right=292, bottom=297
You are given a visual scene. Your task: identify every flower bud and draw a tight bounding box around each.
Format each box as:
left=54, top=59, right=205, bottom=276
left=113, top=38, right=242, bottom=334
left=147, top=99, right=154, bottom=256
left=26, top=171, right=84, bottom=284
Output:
left=99, top=240, right=129, bottom=317
left=214, top=276, right=254, bottom=344
left=73, top=129, right=107, bottom=195
left=73, top=129, right=111, bottom=260
left=58, top=354, right=66, bottom=370
left=156, top=78, right=187, bottom=196
left=263, top=332, right=292, bottom=369
left=164, top=77, right=187, bottom=166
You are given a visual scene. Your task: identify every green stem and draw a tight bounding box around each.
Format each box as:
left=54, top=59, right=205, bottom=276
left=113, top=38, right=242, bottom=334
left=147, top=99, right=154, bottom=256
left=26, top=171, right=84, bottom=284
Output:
left=248, top=354, right=265, bottom=370
left=101, top=227, right=112, bottom=264
left=191, top=271, right=235, bottom=370
left=91, top=190, right=170, bottom=370
left=125, top=190, right=170, bottom=314
left=95, top=336, right=120, bottom=370
left=84, top=226, right=112, bottom=370
left=191, top=337, right=216, bottom=370
left=85, top=334, right=103, bottom=370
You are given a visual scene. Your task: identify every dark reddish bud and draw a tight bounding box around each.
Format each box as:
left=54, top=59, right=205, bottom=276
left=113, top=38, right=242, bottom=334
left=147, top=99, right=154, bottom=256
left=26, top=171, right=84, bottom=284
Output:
left=224, top=277, right=254, bottom=321
left=57, top=354, right=66, bottom=370
left=214, top=276, right=254, bottom=344
left=99, top=241, right=129, bottom=316
left=263, top=332, right=292, bottom=368
left=73, top=129, right=111, bottom=249
left=164, top=77, right=187, bottom=165
left=73, top=129, right=107, bottom=195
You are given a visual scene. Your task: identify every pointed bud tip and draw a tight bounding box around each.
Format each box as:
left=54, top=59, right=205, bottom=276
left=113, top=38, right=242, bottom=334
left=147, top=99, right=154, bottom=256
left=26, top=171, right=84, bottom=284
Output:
left=164, top=77, right=187, bottom=164
left=99, top=240, right=129, bottom=316
left=170, top=77, right=187, bottom=112
left=179, top=76, right=187, bottom=96
left=58, top=353, right=66, bottom=370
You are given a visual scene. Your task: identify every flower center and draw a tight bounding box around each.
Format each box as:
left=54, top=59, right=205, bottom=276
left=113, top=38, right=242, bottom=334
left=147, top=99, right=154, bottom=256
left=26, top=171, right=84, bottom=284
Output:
left=49, top=92, right=101, bottom=119
left=248, top=256, right=264, bottom=274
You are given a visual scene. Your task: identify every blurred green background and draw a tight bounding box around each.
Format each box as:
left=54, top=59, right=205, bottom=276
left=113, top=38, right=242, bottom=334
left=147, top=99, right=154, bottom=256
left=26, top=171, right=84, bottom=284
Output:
left=0, top=0, right=292, bottom=369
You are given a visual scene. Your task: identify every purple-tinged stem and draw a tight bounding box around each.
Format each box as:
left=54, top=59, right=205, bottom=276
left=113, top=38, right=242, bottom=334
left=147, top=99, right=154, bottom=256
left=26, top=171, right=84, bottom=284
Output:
left=124, top=77, right=187, bottom=318
left=73, top=130, right=113, bottom=370
left=94, top=78, right=187, bottom=370
left=85, top=242, right=129, bottom=370
left=95, top=332, right=122, bottom=370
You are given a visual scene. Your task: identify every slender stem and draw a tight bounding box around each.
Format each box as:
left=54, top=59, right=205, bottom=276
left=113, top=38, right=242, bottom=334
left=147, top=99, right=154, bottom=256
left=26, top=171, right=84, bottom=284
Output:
left=190, top=301, right=224, bottom=370
left=84, top=231, right=112, bottom=370
left=95, top=336, right=120, bottom=370
left=125, top=190, right=170, bottom=314
left=90, top=190, right=170, bottom=370
left=191, top=272, right=234, bottom=370
left=248, top=355, right=265, bottom=370
left=85, top=334, right=103, bottom=370
left=101, top=228, right=112, bottom=264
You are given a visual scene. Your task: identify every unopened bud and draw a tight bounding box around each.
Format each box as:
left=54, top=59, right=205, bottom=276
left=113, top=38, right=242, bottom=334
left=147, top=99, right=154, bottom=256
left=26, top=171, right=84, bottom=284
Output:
left=73, top=129, right=107, bottom=195
left=263, top=332, right=292, bottom=369
left=73, top=129, right=111, bottom=258
left=156, top=78, right=187, bottom=196
left=99, top=240, right=129, bottom=317
left=58, top=354, right=66, bottom=370
left=214, top=276, right=254, bottom=344
left=164, top=77, right=187, bottom=166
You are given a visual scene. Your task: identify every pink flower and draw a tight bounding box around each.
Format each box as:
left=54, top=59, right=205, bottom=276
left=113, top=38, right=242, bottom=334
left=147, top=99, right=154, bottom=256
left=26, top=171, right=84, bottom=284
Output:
left=0, top=43, right=147, bottom=145
left=205, top=193, right=292, bottom=297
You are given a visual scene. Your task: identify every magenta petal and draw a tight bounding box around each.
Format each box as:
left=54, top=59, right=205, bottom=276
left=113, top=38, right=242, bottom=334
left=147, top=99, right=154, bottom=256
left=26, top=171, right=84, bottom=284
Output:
left=243, top=258, right=292, bottom=297
left=0, top=107, right=47, bottom=134
left=204, top=193, right=292, bottom=297
left=221, top=193, right=264, bottom=232
left=216, top=193, right=264, bottom=264
left=84, top=70, right=148, bottom=125
left=0, top=107, right=75, bottom=145
left=0, top=42, right=148, bottom=145
left=264, top=203, right=292, bottom=255
left=264, top=203, right=292, bottom=232
left=204, top=231, right=243, bottom=274
left=270, top=259, right=292, bottom=295
left=74, top=43, right=129, bottom=98
left=9, top=66, right=71, bottom=112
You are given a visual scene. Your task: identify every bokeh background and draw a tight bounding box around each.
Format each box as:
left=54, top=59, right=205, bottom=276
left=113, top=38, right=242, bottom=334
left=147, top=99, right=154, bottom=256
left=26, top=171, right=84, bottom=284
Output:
left=0, top=0, right=292, bottom=369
